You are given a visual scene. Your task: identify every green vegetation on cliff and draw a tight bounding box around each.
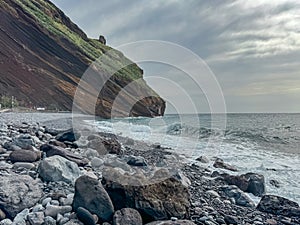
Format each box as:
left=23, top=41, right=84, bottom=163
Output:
left=14, top=0, right=143, bottom=81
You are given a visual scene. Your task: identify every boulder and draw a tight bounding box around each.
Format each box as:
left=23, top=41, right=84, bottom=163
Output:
left=102, top=167, right=191, bottom=223
left=213, top=158, right=238, bottom=171
left=9, top=150, right=40, bottom=163
left=223, top=173, right=265, bottom=196
left=220, top=185, right=255, bottom=208
left=0, top=174, right=42, bottom=218
left=12, top=134, right=35, bottom=150
left=257, top=195, right=300, bottom=217
left=113, top=208, right=143, bottom=225
left=56, top=129, right=80, bottom=142
left=73, top=175, right=114, bottom=222
left=76, top=207, right=96, bottom=225
left=40, top=144, right=88, bottom=166
left=38, top=155, right=82, bottom=184
left=145, top=220, right=196, bottom=225
left=88, top=137, right=122, bottom=155
left=99, top=35, right=106, bottom=45
left=195, top=156, right=209, bottom=163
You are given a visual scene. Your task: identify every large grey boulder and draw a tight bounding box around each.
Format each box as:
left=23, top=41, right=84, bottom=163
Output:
left=220, top=185, right=255, bottom=208
left=73, top=175, right=114, bottom=222
left=257, top=195, right=300, bottom=217
left=0, top=174, right=42, bottom=218
left=113, top=208, right=143, bottom=225
left=38, top=155, right=82, bottom=184
left=102, top=167, right=191, bottom=223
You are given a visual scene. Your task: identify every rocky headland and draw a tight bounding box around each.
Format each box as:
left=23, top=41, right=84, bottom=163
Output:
left=0, top=0, right=165, bottom=118
left=0, top=113, right=299, bottom=225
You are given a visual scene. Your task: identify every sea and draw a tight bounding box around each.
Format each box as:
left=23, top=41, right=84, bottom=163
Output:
left=90, top=113, right=300, bottom=204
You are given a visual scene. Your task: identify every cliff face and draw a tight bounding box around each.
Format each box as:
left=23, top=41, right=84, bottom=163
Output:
left=0, top=0, right=165, bottom=117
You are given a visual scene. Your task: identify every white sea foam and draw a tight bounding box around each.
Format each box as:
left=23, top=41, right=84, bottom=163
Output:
left=86, top=114, right=300, bottom=204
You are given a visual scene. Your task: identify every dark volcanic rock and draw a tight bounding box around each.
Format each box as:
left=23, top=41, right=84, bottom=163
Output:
left=56, top=129, right=80, bottom=142
left=257, top=195, right=300, bottom=217
left=9, top=149, right=40, bottom=163
left=213, top=158, right=238, bottom=171
left=73, top=175, right=114, bottom=222
left=76, top=207, right=97, bottom=225
left=113, top=208, right=143, bottom=225
left=40, top=144, right=88, bottom=166
left=223, top=172, right=265, bottom=196
left=102, top=167, right=191, bottom=223
left=220, top=185, right=255, bottom=208
left=0, top=173, right=43, bottom=218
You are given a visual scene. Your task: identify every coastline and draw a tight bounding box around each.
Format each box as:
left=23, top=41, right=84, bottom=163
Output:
left=0, top=113, right=299, bottom=225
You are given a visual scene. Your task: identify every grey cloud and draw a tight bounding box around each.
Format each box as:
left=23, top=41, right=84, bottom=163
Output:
left=51, top=0, right=300, bottom=112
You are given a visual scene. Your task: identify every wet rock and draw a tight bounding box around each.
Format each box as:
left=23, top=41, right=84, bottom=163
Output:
left=127, top=155, right=147, bottom=167
left=40, top=144, right=88, bottom=166
left=9, top=150, right=40, bottom=163
left=113, top=208, right=143, bottom=225
left=73, top=175, right=114, bottom=222
left=257, top=195, right=300, bottom=217
left=76, top=207, right=96, bottom=225
left=269, top=179, right=280, bottom=188
left=0, top=173, right=42, bottom=218
left=56, top=129, right=80, bottom=142
left=223, top=172, right=265, bottom=196
left=102, top=167, right=191, bottom=223
left=220, top=185, right=255, bottom=208
left=0, top=209, right=6, bottom=220
left=38, top=155, right=82, bottom=184
left=195, top=156, right=209, bottom=163
left=213, top=158, right=238, bottom=171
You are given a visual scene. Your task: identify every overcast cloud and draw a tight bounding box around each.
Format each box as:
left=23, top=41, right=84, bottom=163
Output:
left=52, top=0, right=300, bottom=113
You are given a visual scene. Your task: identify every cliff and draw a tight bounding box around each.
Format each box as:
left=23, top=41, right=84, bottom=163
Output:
left=0, top=0, right=165, bottom=117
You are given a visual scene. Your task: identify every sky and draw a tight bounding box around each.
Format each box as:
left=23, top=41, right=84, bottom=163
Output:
left=52, top=0, right=300, bottom=113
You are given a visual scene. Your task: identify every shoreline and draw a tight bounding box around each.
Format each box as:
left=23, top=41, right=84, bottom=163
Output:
left=0, top=113, right=299, bottom=224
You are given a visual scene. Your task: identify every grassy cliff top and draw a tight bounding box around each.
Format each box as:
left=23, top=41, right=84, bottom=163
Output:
left=11, top=0, right=143, bottom=80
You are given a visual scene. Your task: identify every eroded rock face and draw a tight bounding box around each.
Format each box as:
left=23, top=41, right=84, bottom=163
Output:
left=102, top=167, right=191, bottom=223
left=0, top=173, right=43, bottom=218
left=0, top=0, right=165, bottom=118
left=257, top=195, right=300, bottom=217
left=73, top=175, right=114, bottom=222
